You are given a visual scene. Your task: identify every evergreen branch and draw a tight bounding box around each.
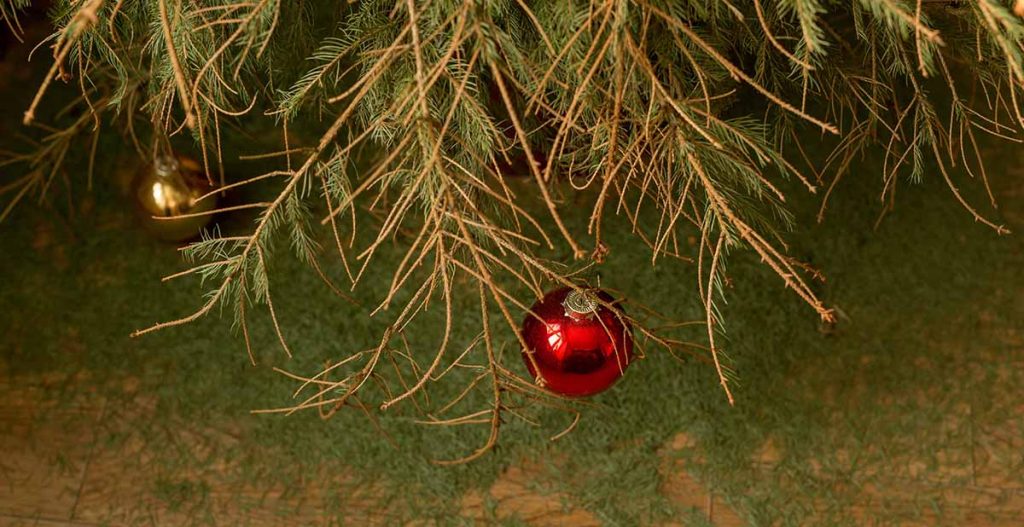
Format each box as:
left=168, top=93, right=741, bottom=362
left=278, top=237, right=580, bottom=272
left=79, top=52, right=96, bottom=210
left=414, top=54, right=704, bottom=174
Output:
left=379, top=242, right=451, bottom=411
left=642, top=0, right=840, bottom=134
left=1, top=0, right=30, bottom=40
left=489, top=60, right=585, bottom=258
left=689, top=148, right=832, bottom=321
left=23, top=0, right=103, bottom=125
left=780, top=0, right=826, bottom=53
left=132, top=277, right=232, bottom=337
left=158, top=0, right=194, bottom=128
left=704, top=231, right=734, bottom=405
left=859, top=0, right=944, bottom=44
left=928, top=122, right=1010, bottom=234
left=754, top=0, right=814, bottom=70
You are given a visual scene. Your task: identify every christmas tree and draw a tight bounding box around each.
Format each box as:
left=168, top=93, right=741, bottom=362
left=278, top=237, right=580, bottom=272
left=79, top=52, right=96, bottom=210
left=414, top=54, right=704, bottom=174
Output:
left=2, top=0, right=1019, bottom=462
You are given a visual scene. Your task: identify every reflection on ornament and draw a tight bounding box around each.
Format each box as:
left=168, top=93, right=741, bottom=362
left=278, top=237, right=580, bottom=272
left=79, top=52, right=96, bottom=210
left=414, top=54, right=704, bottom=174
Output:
left=134, top=155, right=217, bottom=241
left=520, top=287, right=633, bottom=397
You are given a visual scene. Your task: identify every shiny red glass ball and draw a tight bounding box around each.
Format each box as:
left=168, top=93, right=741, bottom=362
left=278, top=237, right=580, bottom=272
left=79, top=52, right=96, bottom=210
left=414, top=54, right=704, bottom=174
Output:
left=520, top=287, right=633, bottom=397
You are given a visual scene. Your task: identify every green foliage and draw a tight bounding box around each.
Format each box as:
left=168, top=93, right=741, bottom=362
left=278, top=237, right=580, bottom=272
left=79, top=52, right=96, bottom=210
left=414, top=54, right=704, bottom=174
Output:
left=1, top=0, right=31, bottom=36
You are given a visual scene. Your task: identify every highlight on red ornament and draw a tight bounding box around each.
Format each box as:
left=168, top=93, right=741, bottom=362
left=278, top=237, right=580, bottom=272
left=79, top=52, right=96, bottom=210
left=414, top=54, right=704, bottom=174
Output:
left=520, top=287, right=633, bottom=397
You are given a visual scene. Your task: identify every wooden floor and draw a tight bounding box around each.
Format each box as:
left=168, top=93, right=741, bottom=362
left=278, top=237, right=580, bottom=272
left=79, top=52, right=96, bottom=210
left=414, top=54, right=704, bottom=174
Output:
left=0, top=366, right=750, bottom=526
left=2, top=361, right=1022, bottom=526
left=0, top=368, right=382, bottom=527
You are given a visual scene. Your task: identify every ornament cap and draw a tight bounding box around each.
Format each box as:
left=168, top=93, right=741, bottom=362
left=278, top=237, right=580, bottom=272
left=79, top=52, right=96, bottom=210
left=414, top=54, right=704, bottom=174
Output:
left=563, top=289, right=598, bottom=319
left=153, top=155, right=180, bottom=178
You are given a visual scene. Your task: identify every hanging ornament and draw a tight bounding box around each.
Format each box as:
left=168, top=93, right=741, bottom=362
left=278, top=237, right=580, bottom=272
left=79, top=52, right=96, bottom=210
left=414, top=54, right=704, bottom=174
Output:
left=133, top=154, right=217, bottom=241
left=520, top=287, right=633, bottom=397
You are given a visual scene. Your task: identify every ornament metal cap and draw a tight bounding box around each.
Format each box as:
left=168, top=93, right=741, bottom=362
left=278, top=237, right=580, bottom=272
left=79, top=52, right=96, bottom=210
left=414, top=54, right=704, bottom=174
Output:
left=153, top=155, right=181, bottom=177
left=563, top=289, right=598, bottom=319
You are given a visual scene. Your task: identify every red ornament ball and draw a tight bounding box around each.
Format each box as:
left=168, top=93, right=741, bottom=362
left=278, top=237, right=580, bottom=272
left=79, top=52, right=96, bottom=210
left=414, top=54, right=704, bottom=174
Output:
left=520, top=287, right=633, bottom=397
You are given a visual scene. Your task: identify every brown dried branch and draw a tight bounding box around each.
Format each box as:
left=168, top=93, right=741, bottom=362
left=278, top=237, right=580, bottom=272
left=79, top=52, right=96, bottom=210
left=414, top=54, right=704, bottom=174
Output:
left=23, top=0, right=104, bottom=125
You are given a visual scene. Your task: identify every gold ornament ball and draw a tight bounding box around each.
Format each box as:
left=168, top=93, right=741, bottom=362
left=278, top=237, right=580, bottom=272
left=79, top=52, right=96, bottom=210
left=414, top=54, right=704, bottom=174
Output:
left=134, top=155, right=217, bottom=241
